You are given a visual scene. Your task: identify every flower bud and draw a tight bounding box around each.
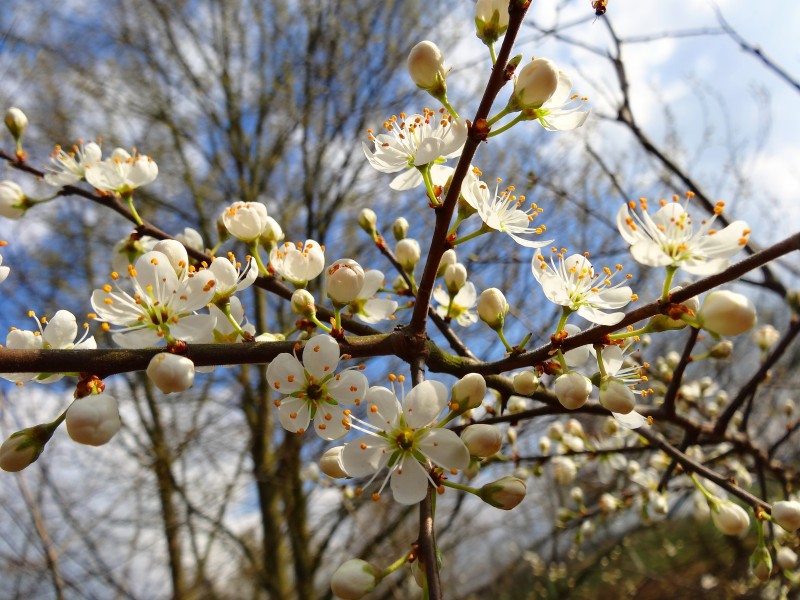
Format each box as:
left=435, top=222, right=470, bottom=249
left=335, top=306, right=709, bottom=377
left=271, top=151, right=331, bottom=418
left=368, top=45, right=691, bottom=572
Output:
left=753, top=324, right=780, bottom=351
left=221, top=201, right=271, bottom=243
left=507, top=396, right=528, bottom=414
left=326, top=258, right=365, bottom=305
left=710, top=500, right=750, bottom=536
left=437, top=248, right=457, bottom=277
left=444, top=263, right=467, bottom=295
left=452, top=372, right=486, bottom=411
left=0, top=424, right=54, bottom=472
left=330, top=558, right=380, bottom=599
left=776, top=546, right=798, bottom=570
left=547, top=421, right=564, bottom=440
left=783, top=398, right=795, bottom=417
left=461, top=424, right=502, bottom=457
left=358, top=208, right=378, bottom=237
left=538, top=436, right=551, bottom=455
left=475, top=0, right=509, bottom=45
left=599, top=493, right=621, bottom=513
left=66, top=394, right=121, bottom=446
left=513, top=370, right=538, bottom=395
left=513, top=58, right=559, bottom=110
left=259, top=216, right=284, bottom=250
left=599, top=378, right=635, bottom=414
left=147, top=353, right=195, bottom=394
left=291, top=289, right=316, bottom=317
left=551, top=456, right=577, bottom=485
left=174, top=227, right=204, bottom=253
left=392, top=217, right=409, bottom=241
left=709, top=340, right=733, bottom=359
left=698, top=290, right=757, bottom=337
left=407, top=40, right=447, bottom=94
left=319, top=446, right=348, bottom=479
left=772, top=500, right=800, bottom=532
left=477, top=287, right=508, bottom=330
left=0, top=180, right=27, bottom=219
left=555, top=372, right=592, bottom=410
left=750, top=544, right=773, bottom=582
left=570, top=486, right=584, bottom=504
left=4, top=107, right=27, bottom=140
left=395, top=238, right=421, bottom=271
left=479, top=476, right=526, bottom=510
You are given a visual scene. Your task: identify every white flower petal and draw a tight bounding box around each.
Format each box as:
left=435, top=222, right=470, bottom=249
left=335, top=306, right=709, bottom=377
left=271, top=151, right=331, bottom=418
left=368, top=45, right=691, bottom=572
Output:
left=418, top=428, right=469, bottom=470
left=390, top=455, right=429, bottom=505
left=302, top=334, right=340, bottom=380
left=403, top=380, right=448, bottom=429
left=278, top=397, right=311, bottom=434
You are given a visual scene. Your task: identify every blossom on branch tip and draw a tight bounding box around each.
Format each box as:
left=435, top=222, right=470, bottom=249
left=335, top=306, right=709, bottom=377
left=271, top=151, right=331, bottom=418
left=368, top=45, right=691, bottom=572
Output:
left=532, top=248, right=634, bottom=325
left=697, top=290, right=757, bottom=337
left=616, top=198, right=750, bottom=275
left=340, top=379, right=470, bottom=505
left=460, top=170, right=551, bottom=248
left=362, top=109, right=466, bottom=190
left=407, top=41, right=448, bottom=94
left=266, top=334, right=367, bottom=440
left=507, top=60, right=589, bottom=131
left=209, top=254, right=257, bottom=302
left=44, top=140, right=102, bottom=187
left=4, top=107, right=27, bottom=140
left=269, top=240, right=325, bottom=286
left=85, top=147, right=158, bottom=193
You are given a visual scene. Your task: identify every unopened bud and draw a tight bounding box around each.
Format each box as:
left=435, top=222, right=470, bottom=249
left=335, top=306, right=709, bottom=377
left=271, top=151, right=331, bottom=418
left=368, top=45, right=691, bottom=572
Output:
left=392, top=217, right=409, bottom=241
left=330, top=558, right=380, bottom=599
left=0, top=424, right=53, bottom=472
left=66, top=393, right=121, bottom=446
left=452, top=372, right=486, bottom=411
left=0, top=180, right=27, bottom=219
left=326, top=259, right=365, bottom=305
left=4, top=107, right=27, bottom=140
left=555, top=372, right=592, bottom=410
left=513, top=370, right=538, bottom=395
left=772, top=500, right=800, bottom=532
left=461, top=424, right=502, bottom=457
left=395, top=238, right=421, bottom=271
left=752, top=324, right=780, bottom=351
left=750, top=543, right=773, bottom=582
left=291, top=289, right=317, bottom=317
left=147, top=353, right=195, bottom=394
left=709, top=340, right=733, bottom=359
left=437, top=248, right=457, bottom=277
left=479, top=476, right=527, bottom=510
left=551, top=456, right=577, bottom=485
left=475, top=0, right=510, bottom=45
left=776, top=546, right=798, bottom=570
left=319, top=446, right=348, bottom=479
left=407, top=40, right=447, bottom=95
left=512, top=58, right=559, bottom=110
left=358, top=208, right=378, bottom=237
left=477, top=287, right=508, bottom=330
left=444, top=263, right=467, bottom=295
left=259, top=216, right=284, bottom=250
left=698, top=290, right=757, bottom=337
left=710, top=500, right=750, bottom=536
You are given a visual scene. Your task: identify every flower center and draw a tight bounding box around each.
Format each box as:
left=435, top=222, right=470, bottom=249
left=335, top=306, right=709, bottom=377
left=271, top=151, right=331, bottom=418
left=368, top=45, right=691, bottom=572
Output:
left=306, top=382, right=325, bottom=402
left=394, top=428, right=415, bottom=451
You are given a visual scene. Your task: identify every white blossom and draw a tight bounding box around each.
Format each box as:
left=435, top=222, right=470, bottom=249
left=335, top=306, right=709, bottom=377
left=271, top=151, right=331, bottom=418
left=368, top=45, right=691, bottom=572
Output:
left=363, top=110, right=467, bottom=190
left=347, top=270, right=398, bottom=324
left=85, top=147, right=158, bottom=193
left=340, top=380, right=469, bottom=504
left=433, top=281, right=478, bottom=326
left=91, top=250, right=217, bottom=348
left=44, top=140, right=102, bottom=187
left=269, top=240, right=325, bottom=286
left=532, top=248, right=634, bottom=325
left=266, top=334, right=367, bottom=440
left=460, top=170, right=550, bottom=248
left=66, top=394, right=121, bottom=446
left=617, top=199, right=749, bottom=275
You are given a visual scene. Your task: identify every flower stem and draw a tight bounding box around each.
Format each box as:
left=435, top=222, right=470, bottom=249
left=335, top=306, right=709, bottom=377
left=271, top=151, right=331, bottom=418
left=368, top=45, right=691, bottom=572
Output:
left=123, top=192, right=144, bottom=226
left=661, top=265, right=678, bottom=303
left=487, top=105, right=513, bottom=127
left=452, top=225, right=489, bottom=246
left=488, top=43, right=497, bottom=65
left=440, top=96, right=460, bottom=121
left=487, top=113, right=524, bottom=136
left=247, top=243, right=270, bottom=276
left=310, top=314, right=332, bottom=333
left=496, top=326, right=514, bottom=352
left=441, top=479, right=480, bottom=496
left=420, top=164, right=440, bottom=207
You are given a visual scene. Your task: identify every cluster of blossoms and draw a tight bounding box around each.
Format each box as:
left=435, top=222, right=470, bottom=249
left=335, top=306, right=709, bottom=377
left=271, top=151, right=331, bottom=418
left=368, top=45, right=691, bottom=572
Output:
left=0, top=1, right=790, bottom=596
